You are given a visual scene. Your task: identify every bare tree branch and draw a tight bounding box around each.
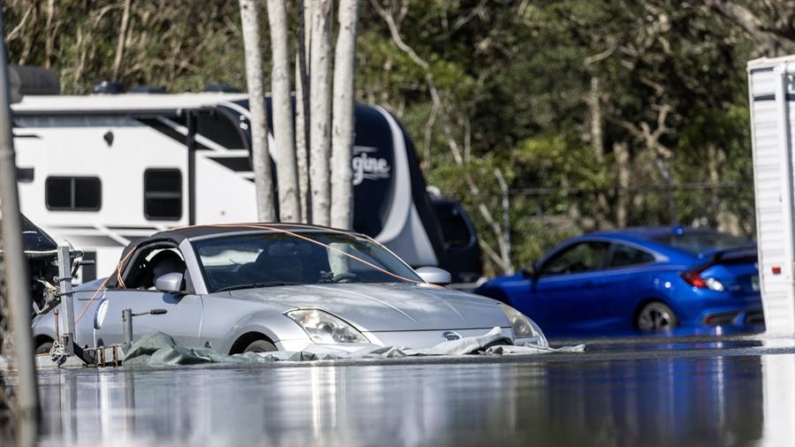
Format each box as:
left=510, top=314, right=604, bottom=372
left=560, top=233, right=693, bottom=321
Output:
left=371, top=0, right=512, bottom=272
left=423, top=100, right=439, bottom=170
left=619, top=104, right=673, bottom=159
left=6, top=4, right=34, bottom=42
left=112, top=0, right=133, bottom=82
left=450, top=0, right=488, bottom=32
left=703, top=0, right=782, bottom=54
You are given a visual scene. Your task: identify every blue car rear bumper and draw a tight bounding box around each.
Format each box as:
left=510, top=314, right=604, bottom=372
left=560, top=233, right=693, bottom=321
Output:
left=670, top=287, right=763, bottom=329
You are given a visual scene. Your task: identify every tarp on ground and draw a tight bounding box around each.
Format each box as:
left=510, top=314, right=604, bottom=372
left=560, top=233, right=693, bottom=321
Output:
left=121, top=328, right=586, bottom=367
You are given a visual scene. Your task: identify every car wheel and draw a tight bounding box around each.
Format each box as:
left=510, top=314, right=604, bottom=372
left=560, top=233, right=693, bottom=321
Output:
left=35, top=341, right=53, bottom=355
left=243, top=339, right=277, bottom=353
left=636, top=301, right=678, bottom=331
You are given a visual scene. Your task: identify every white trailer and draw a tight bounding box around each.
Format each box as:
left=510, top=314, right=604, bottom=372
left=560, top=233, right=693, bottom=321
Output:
left=11, top=93, right=448, bottom=282
left=747, top=55, right=795, bottom=335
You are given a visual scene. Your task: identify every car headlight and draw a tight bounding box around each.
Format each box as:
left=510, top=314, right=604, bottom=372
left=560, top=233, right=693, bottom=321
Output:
left=499, top=304, right=549, bottom=347
left=286, top=309, right=369, bottom=344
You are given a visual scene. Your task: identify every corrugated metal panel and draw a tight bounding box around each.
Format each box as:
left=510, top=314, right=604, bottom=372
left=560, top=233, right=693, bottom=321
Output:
left=749, top=58, right=795, bottom=334
left=751, top=67, right=777, bottom=96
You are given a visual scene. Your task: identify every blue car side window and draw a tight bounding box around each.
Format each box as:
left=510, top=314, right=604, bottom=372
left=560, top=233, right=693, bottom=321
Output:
left=540, top=242, right=610, bottom=276
left=608, top=244, right=655, bottom=268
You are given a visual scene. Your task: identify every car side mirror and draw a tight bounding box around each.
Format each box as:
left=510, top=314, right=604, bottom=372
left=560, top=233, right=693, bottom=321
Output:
left=155, top=272, right=185, bottom=294
left=415, top=267, right=452, bottom=286
left=522, top=261, right=541, bottom=279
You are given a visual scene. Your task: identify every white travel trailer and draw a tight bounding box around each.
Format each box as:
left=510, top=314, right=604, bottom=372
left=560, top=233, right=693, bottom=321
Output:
left=747, top=55, right=795, bottom=334
left=11, top=92, right=449, bottom=282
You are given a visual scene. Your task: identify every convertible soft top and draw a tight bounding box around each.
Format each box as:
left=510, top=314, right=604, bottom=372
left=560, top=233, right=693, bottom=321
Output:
left=118, top=223, right=360, bottom=260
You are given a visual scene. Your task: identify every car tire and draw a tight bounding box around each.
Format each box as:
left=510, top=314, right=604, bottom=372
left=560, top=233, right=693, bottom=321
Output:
left=636, top=301, right=678, bottom=331
left=243, top=339, right=278, bottom=353
left=35, top=341, right=53, bottom=355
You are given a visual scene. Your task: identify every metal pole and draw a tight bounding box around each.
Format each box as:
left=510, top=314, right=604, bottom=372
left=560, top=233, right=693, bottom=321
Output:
left=56, top=244, right=75, bottom=356
left=122, top=309, right=133, bottom=344
left=186, top=111, right=196, bottom=226
left=0, top=7, right=39, bottom=446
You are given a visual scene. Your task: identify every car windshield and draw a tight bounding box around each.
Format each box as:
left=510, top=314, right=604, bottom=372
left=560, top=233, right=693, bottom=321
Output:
left=192, top=231, right=423, bottom=293
left=653, top=232, right=753, bottom=255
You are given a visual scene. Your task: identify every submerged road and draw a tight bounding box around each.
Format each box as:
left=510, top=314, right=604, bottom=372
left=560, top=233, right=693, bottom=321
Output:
left=35, top=335, right=795, bottom=447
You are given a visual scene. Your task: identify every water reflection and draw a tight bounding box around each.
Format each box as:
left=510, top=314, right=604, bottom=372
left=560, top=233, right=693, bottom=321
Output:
left=37, top=352, right=780, bottom=447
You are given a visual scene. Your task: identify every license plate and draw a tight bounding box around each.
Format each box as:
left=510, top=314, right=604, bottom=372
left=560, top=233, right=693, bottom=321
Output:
left=751, top=275, right=760, bottom=292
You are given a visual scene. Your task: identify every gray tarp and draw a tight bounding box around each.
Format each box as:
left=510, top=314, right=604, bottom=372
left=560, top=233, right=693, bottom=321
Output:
left=122, top=328, right=585, bottom=367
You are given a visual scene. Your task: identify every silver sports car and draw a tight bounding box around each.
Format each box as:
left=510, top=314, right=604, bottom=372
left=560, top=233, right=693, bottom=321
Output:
left=32, top=224, right=547, bottom=354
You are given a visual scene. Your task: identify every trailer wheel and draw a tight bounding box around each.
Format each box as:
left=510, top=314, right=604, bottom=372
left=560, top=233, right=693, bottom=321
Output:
left=636, top=301, right=678, bottom=331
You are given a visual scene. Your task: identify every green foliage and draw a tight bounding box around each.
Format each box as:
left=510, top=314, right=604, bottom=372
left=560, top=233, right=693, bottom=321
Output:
left=4, top=0, right=250, bottom=93
left=2, top=0, right=767, bottom=273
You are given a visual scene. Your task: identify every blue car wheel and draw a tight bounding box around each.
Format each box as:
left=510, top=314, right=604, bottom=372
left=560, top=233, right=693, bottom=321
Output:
left=636, top=301, right=678, bottom=331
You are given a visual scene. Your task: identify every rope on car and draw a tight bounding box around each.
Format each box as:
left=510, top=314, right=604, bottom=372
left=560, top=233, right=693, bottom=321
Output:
left=213, top=223, right=429, bottom=286
left=73, top=222, right=437, bottom=326
left=74, top=246, right=136, bottom=325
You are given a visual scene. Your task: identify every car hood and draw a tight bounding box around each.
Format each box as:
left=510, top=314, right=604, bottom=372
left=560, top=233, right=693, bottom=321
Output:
left=223, top=283, right=508, bottom=332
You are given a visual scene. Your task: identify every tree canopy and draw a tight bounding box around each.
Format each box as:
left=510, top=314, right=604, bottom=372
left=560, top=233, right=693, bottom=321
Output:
left=4, top=0, right=789, bottom=274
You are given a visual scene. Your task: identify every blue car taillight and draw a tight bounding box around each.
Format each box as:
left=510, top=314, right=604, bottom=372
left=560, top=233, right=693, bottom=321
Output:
left=681, top=270, right=725, bottom=291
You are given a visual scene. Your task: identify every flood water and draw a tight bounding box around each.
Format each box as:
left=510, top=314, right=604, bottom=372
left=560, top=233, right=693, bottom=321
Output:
left=32, top=339, right=795, bottom=447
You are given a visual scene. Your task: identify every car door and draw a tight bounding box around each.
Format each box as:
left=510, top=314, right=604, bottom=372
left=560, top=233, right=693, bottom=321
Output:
left=92, top=245, right=204, bottom=347
left=93, top=289, right=204, bottom=347
left=599, top=242, right=658, bottom=329
left=528, top=240, right=611, bottom=334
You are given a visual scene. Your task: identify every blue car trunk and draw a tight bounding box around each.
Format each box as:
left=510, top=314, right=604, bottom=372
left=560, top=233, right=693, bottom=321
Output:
left=696, top=246, right=759, bottom=297
left=700, top=262, right=759, bottom=296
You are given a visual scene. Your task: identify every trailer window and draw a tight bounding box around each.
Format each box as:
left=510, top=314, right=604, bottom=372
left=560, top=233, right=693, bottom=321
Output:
left=45, top=177, right=101, bottom=211
left=144, top=169, right=182, bottom=221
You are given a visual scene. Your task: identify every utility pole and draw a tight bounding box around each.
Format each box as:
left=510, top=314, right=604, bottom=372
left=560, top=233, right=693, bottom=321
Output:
left=0, top=6, right=40, bottom=446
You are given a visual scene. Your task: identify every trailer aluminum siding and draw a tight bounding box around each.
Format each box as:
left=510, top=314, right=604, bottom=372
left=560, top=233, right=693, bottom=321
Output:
left=11, top=93, right=446, bottom=280
left=749, top=56, right=795, bottom=334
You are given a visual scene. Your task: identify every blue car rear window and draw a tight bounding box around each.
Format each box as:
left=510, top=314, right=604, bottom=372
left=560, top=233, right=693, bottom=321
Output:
left=653, top=233, right=752, bottom=255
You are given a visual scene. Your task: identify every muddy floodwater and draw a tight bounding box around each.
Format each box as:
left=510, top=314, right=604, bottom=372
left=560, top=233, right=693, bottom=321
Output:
left=34, top=337, right=795, bottom=447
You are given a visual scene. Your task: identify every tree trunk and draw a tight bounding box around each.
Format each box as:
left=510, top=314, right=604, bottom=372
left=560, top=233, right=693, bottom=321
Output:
left=330, top=0, right=359, bottom=230
left=614, top=142, right=630, bottom=227
left=309, top=0, right=332, bottom=226
left=589, top=76, right=609, bottom=225
left=589, top=77, right=604, bottom=161
left=266, top=0, right=299, bottom=222
left=44, top=0, right=56, bottom=69
left=295, top=52, right=310, bottom=223
left=239, top=0, right=275, bottom=222
left=495, top=168, right=513, bottom=274
left=112, top=0, right=133, bottom=81
left=295, top=0, right=313, bottom=223
left=707, top=143, right=722, bottom=228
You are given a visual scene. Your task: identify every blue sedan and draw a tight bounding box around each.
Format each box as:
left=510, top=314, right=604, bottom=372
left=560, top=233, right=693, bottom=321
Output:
left=474, top=227, right=763, bottom=338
